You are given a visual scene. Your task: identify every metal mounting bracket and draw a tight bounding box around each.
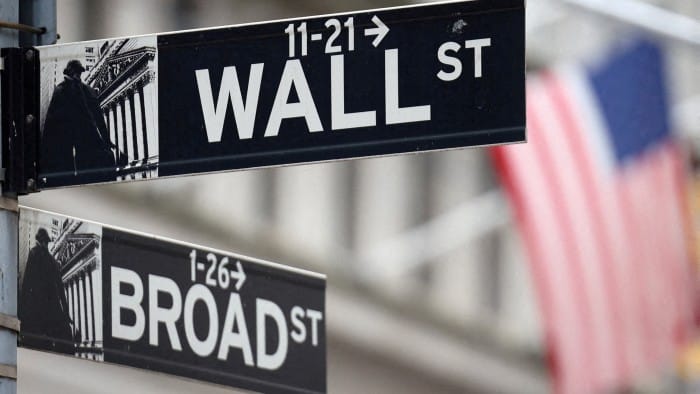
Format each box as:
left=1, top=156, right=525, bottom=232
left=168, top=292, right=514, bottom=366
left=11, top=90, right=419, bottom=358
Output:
left=1, top=47, right=39, bottom=195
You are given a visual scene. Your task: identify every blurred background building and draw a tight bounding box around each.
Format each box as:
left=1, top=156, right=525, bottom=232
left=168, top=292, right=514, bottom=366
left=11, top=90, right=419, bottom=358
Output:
left=16, top=0, right=700, bottom=393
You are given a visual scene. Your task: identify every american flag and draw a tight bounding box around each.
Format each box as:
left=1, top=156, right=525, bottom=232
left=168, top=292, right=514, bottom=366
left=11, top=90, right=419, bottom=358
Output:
left=492, top=40, right=696, bottom=393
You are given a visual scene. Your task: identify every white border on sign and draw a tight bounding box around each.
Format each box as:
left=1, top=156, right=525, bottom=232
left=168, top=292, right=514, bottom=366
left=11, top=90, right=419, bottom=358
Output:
left=20, top=206, right=326, bottom=281
left=36, top=0, right=513, bottom=49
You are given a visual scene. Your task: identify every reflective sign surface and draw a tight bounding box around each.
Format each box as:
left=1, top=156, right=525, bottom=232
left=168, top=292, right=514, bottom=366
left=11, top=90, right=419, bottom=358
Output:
left=19, top=207, right=326, bottom=393
left=37, top=0, right=525, bottom=188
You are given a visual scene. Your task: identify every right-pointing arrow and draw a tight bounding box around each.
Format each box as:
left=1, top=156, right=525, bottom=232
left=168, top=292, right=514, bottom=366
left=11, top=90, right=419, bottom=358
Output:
left=364, top=15, right=389, bottom=47
left=230, top=260, right=246, bottom=291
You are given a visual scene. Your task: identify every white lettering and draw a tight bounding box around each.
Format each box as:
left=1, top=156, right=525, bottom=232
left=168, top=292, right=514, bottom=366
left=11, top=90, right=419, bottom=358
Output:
left=290, top=306, right=306, bottom=344
left=148, top=274, right=183, bottom=351
left=330, top=54, right=376, bottom=130
left=184, top=284, right=219, bottom=357
left=265, top=59, right=323, bottom=137
left=256, top=298, right=288, bottom=370
left=464, top=38, right=491, bottom=78
left=195, top=64, right=264, bottom=143
left=437, top=41, right=463, bottom=82
left=385, top=49, right=431, bottom=124
left=111, top=267, right=145, bottom=341
left=217, top=292, right=254, bottom=366
left=306, top=309, right=323, bottom=347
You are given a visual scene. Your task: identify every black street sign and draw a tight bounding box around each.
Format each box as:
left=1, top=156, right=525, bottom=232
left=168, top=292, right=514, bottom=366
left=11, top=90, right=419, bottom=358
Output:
left=18, top=207, right=326, bottom=393
left=34, top=0, right=524, bottom=189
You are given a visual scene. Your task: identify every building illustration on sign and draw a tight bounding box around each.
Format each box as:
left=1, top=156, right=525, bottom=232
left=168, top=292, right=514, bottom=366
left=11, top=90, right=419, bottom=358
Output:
left=85, top=38, right=158, bottom=181
left=18, top=207, right=327, bottom=392
left=18, top=210, right=104, bottom=361
left=32, top=0, right=524, bottom=190
left=38, top=36, right=159, bottom=186
left=51, top=217, right=104, bottom=361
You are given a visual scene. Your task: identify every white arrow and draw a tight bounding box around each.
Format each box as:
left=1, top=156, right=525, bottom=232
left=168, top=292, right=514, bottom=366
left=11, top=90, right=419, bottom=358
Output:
left=364, top=15, right=389, bottom=47
left=230, top=260, right=247, bottom=291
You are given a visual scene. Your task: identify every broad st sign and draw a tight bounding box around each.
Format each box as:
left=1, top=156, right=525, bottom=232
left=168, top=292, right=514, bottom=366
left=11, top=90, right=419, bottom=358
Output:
left=18, top=208, right=326, bottom=393
left=33, top=0, right=525, bottom=188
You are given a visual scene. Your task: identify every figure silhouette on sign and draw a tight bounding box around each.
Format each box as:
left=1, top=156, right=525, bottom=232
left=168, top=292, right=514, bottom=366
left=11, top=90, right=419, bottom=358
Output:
left=19, top=228, right=75, bottom=354
left=41, top=59, right=117, bottom=184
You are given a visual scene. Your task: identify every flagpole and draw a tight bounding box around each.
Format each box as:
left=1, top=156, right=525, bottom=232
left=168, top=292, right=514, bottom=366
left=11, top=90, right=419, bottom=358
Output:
left=562, top=0, right=700, bottom=48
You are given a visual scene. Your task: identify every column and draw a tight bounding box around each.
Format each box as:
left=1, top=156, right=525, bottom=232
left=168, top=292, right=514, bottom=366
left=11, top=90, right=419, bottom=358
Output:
left=86, top=268, right=96, bottom=348
left=119, top=97, right=130, bottom=163
left=136, top=84, right=149, bottom=159
left=123, top=95, right=135, bottom=163
left=78, top=274, right=86, bottom=344
left=142, top=75, right=158, bottom=158
left=82, top=270, right=92, bottom=347
left=116, top=101, right=126, bottom=162
left=66, top=284, right=73, bottom=328
left=129, top=90, right=143, bottom=161
left=72, top=280, right=80, bottom=340
left=355, top=156, right=418, bottom=296
left=108, top=104, right=117, bottom=152
left=91, top=268, right=103, bottom=346
left=108, top=105, right=118, bottom=165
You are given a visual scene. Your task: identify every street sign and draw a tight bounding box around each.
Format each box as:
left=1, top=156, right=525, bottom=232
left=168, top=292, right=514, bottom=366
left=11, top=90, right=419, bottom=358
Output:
left=35, top=0, right=524, bottom=189
left=18, top=207, right=326, bottom=393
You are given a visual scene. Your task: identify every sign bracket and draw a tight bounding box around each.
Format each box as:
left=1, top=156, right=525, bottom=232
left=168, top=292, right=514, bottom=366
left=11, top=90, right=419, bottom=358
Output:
left=0, top=364, right=17, bottom=380
left=0, top=313, right=20, bottom=333
left=0, top=47, right=39, bottom=195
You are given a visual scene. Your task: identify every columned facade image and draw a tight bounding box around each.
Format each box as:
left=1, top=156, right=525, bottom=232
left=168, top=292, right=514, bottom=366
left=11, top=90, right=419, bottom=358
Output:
left=85, top=38, right=158, bottom=180
left=51, top=219, right=104, bottom=361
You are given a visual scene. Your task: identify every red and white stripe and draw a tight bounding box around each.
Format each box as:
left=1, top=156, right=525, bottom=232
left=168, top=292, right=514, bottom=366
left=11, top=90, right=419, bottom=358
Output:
left=492, top=68, right=694, bottom=393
